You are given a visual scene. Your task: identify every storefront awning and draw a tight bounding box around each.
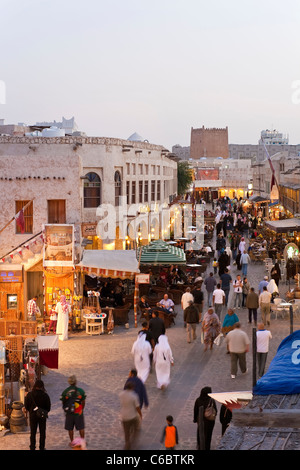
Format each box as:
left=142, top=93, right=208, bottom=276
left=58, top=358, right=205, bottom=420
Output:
left=78, top=249, right=140, bottom=279
left=138, top=240, right=186, bottom=265
left=249, top=195, right=270, bottom=203
left=265, top=218, right=300, bottom=233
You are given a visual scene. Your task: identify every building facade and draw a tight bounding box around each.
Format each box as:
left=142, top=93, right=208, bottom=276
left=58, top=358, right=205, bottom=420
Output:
left=0, top=132, right=178, bottom=317
left=190, top=126, right=229, bottom=160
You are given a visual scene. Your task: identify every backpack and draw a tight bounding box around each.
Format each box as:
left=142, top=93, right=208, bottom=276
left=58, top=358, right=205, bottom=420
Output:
left=63, top=387, right=77, bottom=414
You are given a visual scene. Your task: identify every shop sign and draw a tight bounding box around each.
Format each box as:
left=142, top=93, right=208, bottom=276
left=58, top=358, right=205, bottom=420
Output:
left=43, top=224, right=74, bottom=267
left=0, top=264, right=23, bottom=282
left=81, top=223, right=97, bottom=237
left=136, top=273, right=150, bottom=284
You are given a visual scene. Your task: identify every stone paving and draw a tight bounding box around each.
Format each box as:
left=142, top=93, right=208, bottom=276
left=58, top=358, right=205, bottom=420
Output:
left=0, top=236, right=298, bottom=451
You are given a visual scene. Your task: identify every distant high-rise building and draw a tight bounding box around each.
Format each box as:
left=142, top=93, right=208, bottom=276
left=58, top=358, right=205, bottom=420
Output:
left=259, top=129, right=289, bottom=145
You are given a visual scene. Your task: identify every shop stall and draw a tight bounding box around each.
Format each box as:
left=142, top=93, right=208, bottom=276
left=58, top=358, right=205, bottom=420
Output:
left=0, top=264, right=24, bottom=320
left=78, top=249, right=140, bottom=330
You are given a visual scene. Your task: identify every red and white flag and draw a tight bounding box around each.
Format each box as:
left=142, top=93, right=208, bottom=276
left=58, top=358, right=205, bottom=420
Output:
left=15, top=209, right=25, bottom=233
left=37, top=335, right=59, bottom=369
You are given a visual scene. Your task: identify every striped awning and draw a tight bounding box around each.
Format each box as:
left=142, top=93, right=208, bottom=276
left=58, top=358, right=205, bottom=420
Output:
left=78, top=249, right=140, bottom=279
left=138, top=240, right=186, bottom=265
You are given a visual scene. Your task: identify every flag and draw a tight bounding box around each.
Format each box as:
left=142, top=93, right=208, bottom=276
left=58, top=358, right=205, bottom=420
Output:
left=261, top=138, right=278, bottom=191
left=37, top=334, right=59, bottom=369
left=271, top=173, right=276, bottom=191
left=15, top=209, right=25, bottom=233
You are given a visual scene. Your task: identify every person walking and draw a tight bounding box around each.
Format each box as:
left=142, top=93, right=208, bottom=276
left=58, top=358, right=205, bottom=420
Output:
left=222, top=309, right=239, bottom=336
left=119, top=382, right=142, bottom=450
left=191, top=284, right=204, bottom=316
left=202, top=308, right=221, bottom=351
left=219, top=404, right=232, bottom=436
left=258, top=276, right=269, bottom=294
left=246, top=287, right=259, bottom=325
left=259, top=286, right=272, bottom=326
left=161, top=415, right=179, bottom=450
left=153, top=335, right=174, bottom=390
left=271, top=262, right=281, bottom=287
left=149, top=311, right=165, bottom=344
left=181, top=287, right=194, bottom=312
left=131, top=333, right=152, bottom=383
left=242, top=277, right=250, bottom=307
left=24, top=379, right=51, bottom=451
left=220, top=268, right=232, bottom=307
left=204, top=272, right=217, bottom=307
left=124, top=369, right=149, bottom=410
left=240, top=251, right=250, bottom=276
left=233, top=275, right=243, bottom=309
left=238, top=237, right=246, bottom=254
left=225, top=322, right=250, bottom=379
left=193, top=386, right=217, bottom=450
left=256, top=323, right=272, bottom=378
left=60, top=375, right=86, bottom=447
left=212, top=284, right=225, bottom=320
left=184, top=300, right=200, bottom=343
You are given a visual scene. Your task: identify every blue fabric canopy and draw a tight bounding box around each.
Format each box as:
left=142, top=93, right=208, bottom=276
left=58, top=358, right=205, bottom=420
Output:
left=253, top=330, right=300, bottom=395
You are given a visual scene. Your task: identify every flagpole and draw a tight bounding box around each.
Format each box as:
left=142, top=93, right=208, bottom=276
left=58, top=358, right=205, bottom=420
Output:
left=0, top=200, right=34, bottom=235
left=261, top=139, right=279, bottom=189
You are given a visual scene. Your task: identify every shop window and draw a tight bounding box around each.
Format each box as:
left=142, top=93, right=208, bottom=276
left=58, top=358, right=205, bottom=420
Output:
left=139, top=181, right=143, bottom=203
left=48, top=200, right=66, bottom=224
left=114, top=171, right=122, bottom=207
left=151, top=180, right=156, bottom=202
left=157, top=181, right=161, bottom=201
left=83, top=172, right=101, bottom=208
left=126, top=181, right=130, bottom=205
left=15, top=200, right=33, bottom=234
left=132, top=181, right=136, bottom=204
left=144, top=181, right=149, bottom=202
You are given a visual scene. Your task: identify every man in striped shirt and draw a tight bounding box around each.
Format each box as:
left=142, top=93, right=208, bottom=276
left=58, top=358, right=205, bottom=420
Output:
left=27, top=297, right=38, bottom=320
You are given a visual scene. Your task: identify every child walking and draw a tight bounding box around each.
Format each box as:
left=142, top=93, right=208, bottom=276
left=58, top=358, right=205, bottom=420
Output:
left=47, top=303, right=57, bottom=334
left=212, top=258, right=218, bottom=274
left=161, top=415, right=178, bottom=450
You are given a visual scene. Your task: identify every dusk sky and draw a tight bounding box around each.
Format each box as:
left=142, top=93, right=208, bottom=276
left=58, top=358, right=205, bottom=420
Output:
left=1, top=0, right=300, bottom=150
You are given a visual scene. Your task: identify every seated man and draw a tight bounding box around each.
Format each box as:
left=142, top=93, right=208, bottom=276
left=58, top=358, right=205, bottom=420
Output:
left=138, top=296, right=152, bottom=319
left=156, top=294, right=175, bottom=315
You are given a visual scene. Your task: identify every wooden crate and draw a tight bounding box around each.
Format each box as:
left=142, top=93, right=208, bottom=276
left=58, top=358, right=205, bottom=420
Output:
left=20, top=321, right=37, bottom=336
left=5, top=321, right=21, bottom=336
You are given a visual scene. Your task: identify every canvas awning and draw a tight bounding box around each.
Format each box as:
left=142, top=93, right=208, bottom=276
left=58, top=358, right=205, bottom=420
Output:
left=265, top=218, right=300, bottom=233
left=138, top=240, right=186, bottom=265
left=78, top=249, right=140, bottom=279
left=249, top=195, right=270, bottom=203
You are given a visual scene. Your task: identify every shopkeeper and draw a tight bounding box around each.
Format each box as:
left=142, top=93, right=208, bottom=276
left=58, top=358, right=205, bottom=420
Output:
left=27, top=297, right=39, bottom=321
left=56, top=295, right=71, bottom=341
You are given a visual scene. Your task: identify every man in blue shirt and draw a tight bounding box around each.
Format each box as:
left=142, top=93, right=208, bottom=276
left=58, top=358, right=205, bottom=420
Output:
left=258, top=276, right=269, bottom=294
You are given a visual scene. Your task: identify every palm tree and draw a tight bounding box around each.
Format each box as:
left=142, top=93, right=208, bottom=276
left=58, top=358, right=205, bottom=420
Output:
left=177, top=161, right=193, bottom=196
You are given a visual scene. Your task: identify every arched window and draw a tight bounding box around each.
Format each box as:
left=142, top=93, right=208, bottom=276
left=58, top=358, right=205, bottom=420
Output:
left=83, top=172, right=101, bottom=208
left=114, top=171, right=122, bottom=206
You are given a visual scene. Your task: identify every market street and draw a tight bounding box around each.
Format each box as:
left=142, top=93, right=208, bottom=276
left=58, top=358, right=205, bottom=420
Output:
left=0, top=251, right=298, bottom=451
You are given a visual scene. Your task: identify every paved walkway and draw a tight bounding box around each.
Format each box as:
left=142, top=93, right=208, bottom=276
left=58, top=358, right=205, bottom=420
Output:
left=0, top=236, right=298, bottom=451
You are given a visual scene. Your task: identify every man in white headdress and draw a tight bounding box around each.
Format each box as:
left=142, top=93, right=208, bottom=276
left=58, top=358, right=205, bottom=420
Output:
left=153, top=335, right=174, bottom=390
left=56, top=295, right=71, bottom=341
left=131, top=333, right=152, bottom=383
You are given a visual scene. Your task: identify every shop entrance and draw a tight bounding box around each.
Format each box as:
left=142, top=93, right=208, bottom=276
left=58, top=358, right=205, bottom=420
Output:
left=27, top=271, right=43, bottom=314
